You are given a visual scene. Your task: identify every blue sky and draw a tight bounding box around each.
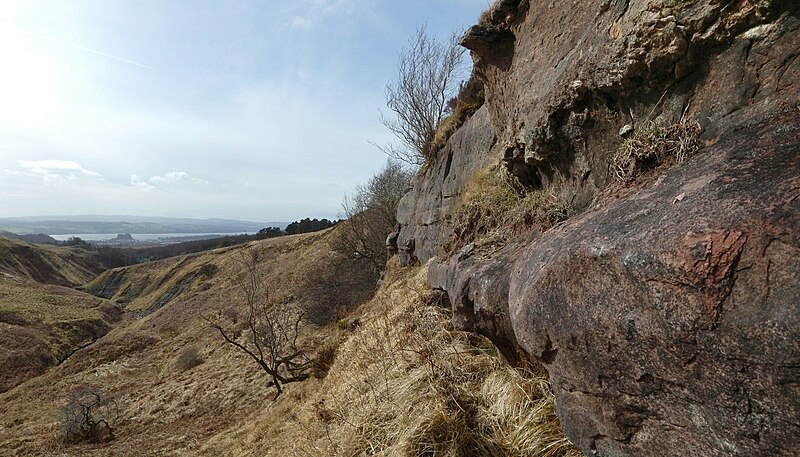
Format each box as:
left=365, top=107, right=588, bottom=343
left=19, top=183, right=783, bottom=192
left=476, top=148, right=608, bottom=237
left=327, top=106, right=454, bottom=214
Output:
left=0, top=0, right=489, bottom=222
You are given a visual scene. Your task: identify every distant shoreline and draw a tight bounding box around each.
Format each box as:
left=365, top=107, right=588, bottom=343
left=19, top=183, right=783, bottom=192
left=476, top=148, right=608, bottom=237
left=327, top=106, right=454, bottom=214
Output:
left=50, top=232, right=247, bottom=242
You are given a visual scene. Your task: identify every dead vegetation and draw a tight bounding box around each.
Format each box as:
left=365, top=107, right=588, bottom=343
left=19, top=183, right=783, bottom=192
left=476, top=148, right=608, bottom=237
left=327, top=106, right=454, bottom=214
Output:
left=376, top=25, right=467, bottom=165
left=60, top=385, right=119, bottom=443
left=245, top=260, right=580, bottom=457
left=430, top=72, right=485, bottom=154
left=613, top=118, right=702, bottom=181
left=203, top=248, right=311, bottom=399
left=174, top=346, right=204, bottom=371
left=450, top=165, right=572, bottom=252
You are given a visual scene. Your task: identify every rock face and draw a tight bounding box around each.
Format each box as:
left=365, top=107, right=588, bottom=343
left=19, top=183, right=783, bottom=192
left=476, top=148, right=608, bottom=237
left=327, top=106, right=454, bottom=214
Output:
left=508, top=112, right=799, bottom=456
left=398, top=0, right=800, bottom=455
left=396, top=106, right=496, bottom=264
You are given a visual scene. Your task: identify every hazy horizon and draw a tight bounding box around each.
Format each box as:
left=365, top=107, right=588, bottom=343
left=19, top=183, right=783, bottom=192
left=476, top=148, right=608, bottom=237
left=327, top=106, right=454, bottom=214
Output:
left=0, top=0, right=489, bottom=221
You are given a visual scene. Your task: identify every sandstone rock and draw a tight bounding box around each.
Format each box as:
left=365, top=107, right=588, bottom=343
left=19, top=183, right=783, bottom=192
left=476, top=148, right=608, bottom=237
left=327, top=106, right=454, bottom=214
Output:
left=396, top=106, right=496, bottom=265
left=385, top=226, right=400, bottom=256
left=397, top=0, right=800, bottom=455
left=507, top=111, right=800, bottom=456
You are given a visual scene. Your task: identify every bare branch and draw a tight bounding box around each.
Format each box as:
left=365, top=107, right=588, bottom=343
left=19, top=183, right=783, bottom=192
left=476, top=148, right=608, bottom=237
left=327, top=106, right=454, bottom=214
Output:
left=377, top=24, right=466, bottom=165
left=203, top=247, right=310, bottom=399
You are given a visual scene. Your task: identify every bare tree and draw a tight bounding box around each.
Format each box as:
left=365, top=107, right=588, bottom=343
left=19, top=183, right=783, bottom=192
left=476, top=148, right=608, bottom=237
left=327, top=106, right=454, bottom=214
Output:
left=204, top=248, right=310, bottom=399
left=61, top=385, right=119, bottom=443
left=377, top=24, right=466, bottom=165
left=332, top=160, right=413, bottom=270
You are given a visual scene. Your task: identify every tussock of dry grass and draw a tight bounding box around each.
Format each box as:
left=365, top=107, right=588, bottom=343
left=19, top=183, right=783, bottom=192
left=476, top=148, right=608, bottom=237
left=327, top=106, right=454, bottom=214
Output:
left=243, top=259, right=580, bottom=457
left=450, top=165, right=572, bottom=252
left=613, top=119, right=702, bottom=181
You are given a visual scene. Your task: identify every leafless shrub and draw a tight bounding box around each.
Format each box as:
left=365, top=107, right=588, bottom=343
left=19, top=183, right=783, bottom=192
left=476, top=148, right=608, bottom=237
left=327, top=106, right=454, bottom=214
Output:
left=198, top=263, right=218, bottom=279
left=311, top=340, right=339, bottom=379
left=203, top=248, right=310, bottom=399
left=300, top=255, right=377, bottom=326
left=376, top=24, right=466, bottom=165
left=174, top=346, right=204, bottom=371
left=60, top=385, right=119, bottom=443
left=331, top=160, right=413, bottom=273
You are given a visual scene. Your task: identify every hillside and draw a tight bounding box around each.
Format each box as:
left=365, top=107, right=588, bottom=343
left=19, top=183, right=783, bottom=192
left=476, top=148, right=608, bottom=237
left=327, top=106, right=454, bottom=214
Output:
left=0, top=236, right=108, bottom=287
left=83, top=228, right=376, bottom=319
left=0, top=277, right=124, bottom=394
left=0, top=223, right=579, bottom=456
left=0, top=237, right=127, bottom=392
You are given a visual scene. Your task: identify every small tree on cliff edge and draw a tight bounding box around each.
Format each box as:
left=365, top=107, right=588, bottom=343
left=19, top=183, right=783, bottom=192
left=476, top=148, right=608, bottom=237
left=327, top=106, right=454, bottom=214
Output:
left=377, top=24, right=465, bottom=165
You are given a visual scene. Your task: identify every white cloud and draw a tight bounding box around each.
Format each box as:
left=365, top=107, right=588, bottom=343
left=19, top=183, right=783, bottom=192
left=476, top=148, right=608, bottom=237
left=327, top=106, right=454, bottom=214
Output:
left=130, top=174, right=158, bottom=192
left=290, top=16, right=314, bottom=30
left=148, top=171, right=208, bottom=185
left=17, top=159, right=101, bottom=177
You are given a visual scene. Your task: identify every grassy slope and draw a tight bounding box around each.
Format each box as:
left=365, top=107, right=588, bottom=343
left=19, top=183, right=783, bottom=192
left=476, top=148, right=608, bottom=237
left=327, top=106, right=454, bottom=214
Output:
left=83, top=228, right=344, bottom=313
left=0, top=226, right=578, bottom=456
left=0, top=277, right=125, bottom=394
left=0, top=236, right=106, bottom=287
left=0, top=236, right=126, bottom=393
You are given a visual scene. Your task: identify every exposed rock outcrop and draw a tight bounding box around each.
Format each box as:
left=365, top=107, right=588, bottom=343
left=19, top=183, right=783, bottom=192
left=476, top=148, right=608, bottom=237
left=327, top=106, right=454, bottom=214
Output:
left=397, top=106, right=496, bottom=263
left=398, top=0, right=800, bottom=455
left=506, top=111, right=799, bottom=456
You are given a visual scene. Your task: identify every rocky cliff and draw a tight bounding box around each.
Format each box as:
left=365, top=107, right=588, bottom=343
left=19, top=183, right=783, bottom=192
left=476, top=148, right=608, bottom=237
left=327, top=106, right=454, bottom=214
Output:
left=397, top=0, right=799, bottom=455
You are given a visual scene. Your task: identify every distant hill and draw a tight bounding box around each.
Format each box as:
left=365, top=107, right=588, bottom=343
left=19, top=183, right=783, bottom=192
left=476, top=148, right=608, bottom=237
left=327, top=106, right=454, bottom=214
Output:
left=0, top=230, right=58, bottom=245
left=0, top=215, right=287, bottom=235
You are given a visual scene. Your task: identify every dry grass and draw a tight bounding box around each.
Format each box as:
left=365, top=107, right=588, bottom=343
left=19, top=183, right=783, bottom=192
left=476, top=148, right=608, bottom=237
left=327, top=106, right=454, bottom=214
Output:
left=613, top=118, right=702, bottom=181
left=430, top=88, right=484, bottom=155
left=0, top=278, right=122, bottom=393
left=240, top=259, right=580, bottom=457
left=450, top=165, right=572, bottom=252
left=0, top=227, right=579, bottom=457
left=0, top=236, right=105, bottom=287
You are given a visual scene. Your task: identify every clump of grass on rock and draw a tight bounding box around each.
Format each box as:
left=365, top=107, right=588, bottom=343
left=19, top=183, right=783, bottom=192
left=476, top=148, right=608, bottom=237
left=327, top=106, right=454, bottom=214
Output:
left=613, top=118, right=702, bottom=181
left=450, top=165, right=572, bottom=252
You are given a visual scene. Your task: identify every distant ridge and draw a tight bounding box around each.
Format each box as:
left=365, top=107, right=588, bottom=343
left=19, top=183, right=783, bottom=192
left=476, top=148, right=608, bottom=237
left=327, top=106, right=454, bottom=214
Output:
left=0, top=215, right=288, bottom=235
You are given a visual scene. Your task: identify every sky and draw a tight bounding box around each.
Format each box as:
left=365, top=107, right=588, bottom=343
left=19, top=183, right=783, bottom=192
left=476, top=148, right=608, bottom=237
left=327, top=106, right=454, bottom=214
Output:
left=0, top=0, right=490, bottom=222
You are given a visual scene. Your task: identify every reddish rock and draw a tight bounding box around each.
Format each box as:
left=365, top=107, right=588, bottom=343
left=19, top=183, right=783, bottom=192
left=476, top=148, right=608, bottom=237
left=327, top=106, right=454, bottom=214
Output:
left=400, top=0, right=800, bottom=455
left=508, top=111, right=799, bottom=456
